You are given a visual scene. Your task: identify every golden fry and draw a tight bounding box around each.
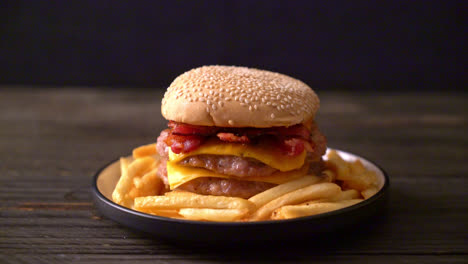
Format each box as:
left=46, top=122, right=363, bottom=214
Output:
left=361, top=186, right=379, bottom=199
left=303, top=189, right=361, bottom=204
left=249, top=182, right=341, bottom=221
left=112, top=157, right=133, bottom=207
left=272, top=199, right=363, bottom=220
left=178, top=208, right=249, bottom=222
left=326, top=150, right=351, bottom=181
left=134, top=193, right=256, bottom=212
left=346, top=160, right=377, bottom=191
left=321, top=169, right=336, bottom=183
left=128, top=168, right=162, bottom=199
left=138, top=208, right=183, bottom=218
left=248, top=175, right=321, bottom=208
left=132, top=143, right=158, bottom=159
left=112, top=156, right=157, bottom=207
left=164, top=190, right=198, bottom=197
left=326, top=151, right=377, bottom=191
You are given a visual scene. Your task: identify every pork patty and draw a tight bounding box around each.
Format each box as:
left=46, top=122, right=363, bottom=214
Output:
left=179, top=155, right=277, bottom=178
left=176, top=177, right=276, bottom=199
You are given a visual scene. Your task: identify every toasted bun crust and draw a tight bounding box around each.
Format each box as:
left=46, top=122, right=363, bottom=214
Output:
left=161, top=65, right=319, bottom=127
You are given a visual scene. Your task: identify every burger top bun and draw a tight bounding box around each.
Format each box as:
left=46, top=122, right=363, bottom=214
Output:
left=161, top=65, right=320, bottom=128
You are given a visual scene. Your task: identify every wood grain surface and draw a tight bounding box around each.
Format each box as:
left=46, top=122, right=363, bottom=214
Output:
left=0, top=88, right=467, bottom=264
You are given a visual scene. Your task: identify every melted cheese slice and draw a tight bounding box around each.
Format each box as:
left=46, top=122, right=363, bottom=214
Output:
left=166, top=139, right=310, bottom=190
left=168, top=139, right=306, bottom=172
left=167, top=161, right=309, bottom=189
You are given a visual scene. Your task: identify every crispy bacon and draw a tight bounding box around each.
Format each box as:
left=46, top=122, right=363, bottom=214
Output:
left=168, top=121, right=218, bottom=136
left=165, top=121, right=315, bottom=156
left=279, top=138, right=306, bottom=156
left=168, top=121, right=310, bottom=140
left=272, top=125, right=310, bottom=140
left=217, top=132, right=250, bottom=143
left=165, top=134, right=204, bottom=154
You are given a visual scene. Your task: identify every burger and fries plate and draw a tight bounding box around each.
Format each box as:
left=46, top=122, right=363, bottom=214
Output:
left=92, top=148, right=389, bottom=242
left=92, top=66, right=388, bottom=242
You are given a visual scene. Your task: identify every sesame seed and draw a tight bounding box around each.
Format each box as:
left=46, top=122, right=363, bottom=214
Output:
left=225, top=97, right=231, bottom=101
left=253, top=104, right=258, bottom=110
left=228, top=120, right=234, bottom=125
left=271, top=113, right=275, bottom=119
left=199, top=97, right=205, bottom=102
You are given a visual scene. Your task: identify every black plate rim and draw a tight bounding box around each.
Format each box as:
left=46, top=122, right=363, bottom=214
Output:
left=91, top=148, right=390, bottom=227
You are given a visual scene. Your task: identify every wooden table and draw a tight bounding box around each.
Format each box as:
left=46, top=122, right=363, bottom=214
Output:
left=1, top=88, right=467, bottom=263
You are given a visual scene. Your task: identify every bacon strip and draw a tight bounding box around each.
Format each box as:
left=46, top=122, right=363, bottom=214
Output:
left=217, top=132, right=250, bottom=143
left=165, top=134, right=205, bottom=154
left=168, top=121, right=218, bottom=136
left=279, top=138, right=306, bottom=156
left=168, top=121, right=311, bottom=140
left=165, top=121, right=314, bottom=156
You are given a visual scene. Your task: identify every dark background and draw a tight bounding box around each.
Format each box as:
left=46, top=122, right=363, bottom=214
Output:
left=0, top=0, right=465, bottom=91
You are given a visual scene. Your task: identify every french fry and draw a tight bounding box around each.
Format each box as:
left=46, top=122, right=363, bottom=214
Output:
left=326, top=150, right=351, bottom=181
left=179, top=208, right=249, bottom=222
left=248, top=175, right=321, bottom=208
left=272, top=199, right=363, bottom=220
left=303, top=189, right=361, bottom=204
left=330, top=189, right=361, bottom=201
left=164, top=190, right=197, bottom=197
left=138, top=208, right=183, bottom=218
left=112, top=156, right=156, bottom=207
left=346, top=160, right=377, bottom=191
left=112, top=157, right=132, bottom=207
left=361, top=185, right=379, bottom=199
left=326, top=151, right=377, bottom=191
left=132, top=143, right=157, bottom=159
left=134, top=193, right=256, bottom=212
left=249, top=182, right=341, bottom=221
left=321, top=169, right=336, bottom=183
left=128, top=168, right=162, bottom=199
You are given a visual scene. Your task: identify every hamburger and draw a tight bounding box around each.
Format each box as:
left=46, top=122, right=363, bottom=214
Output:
left=156, top=66, right=327, bottom=199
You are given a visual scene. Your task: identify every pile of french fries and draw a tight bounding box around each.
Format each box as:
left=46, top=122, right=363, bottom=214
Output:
left=112, top=144, right=380, bottom=222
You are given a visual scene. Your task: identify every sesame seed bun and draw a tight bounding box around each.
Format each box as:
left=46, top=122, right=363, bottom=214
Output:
left=161, top=65, right=320, bottom=127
